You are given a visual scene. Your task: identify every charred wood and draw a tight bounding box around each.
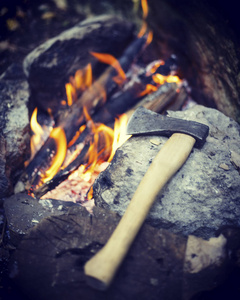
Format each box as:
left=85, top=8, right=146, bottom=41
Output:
left=33, top=143, right=90, bottom=199
left=31, top=82, right=184, bottom=198
left=24, top=16, right=136, bottom=115
left=17, top=35, right=148, bottom=191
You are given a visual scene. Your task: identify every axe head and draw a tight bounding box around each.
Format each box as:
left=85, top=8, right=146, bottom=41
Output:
left=126, top=107, right=209, bottom=148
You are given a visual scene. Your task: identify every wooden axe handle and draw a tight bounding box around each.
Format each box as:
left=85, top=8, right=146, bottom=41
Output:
left=84, top=133, right=196, bottom=290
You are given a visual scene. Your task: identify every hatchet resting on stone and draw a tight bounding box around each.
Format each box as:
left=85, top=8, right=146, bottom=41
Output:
left=84, top=106, right=209, bottom=290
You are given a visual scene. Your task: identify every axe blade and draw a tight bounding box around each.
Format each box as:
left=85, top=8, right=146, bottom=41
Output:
left=126, top=106, right=209, bottom=148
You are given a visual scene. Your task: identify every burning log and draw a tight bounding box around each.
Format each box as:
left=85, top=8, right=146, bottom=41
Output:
left=31, top=81, right=186, bottom=199
left=33, top=143, right=90, bottom=199
left=17, top=35, right=149, bottom=192
left=24, top=15, right=136, bottom=114
left=127, top=82, right=188, bottom=116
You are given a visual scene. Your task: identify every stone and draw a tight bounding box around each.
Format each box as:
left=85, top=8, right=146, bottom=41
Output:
left=23, top=15, right=135, bottom=114
left=9, top=205, right=187, bottom=300
left=3, top=193, right=79, bottom=246
left=10, top=205, right=239, bottom=300
left=93, top=105, right=240, bottom=239
left=0, top=64, right=30, bottom=198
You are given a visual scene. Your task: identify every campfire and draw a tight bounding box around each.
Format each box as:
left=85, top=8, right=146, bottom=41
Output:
left=16, top=0, right=183, bottom=207
left=1, top=0, right=240, bottom=299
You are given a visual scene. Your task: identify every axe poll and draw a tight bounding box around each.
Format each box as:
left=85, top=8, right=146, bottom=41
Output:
left=84, top=106, right=209, bottom=290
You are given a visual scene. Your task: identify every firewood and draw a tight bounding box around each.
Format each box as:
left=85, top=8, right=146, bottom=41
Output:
left=126, top=82, right=178, bottom=116
left=33, top=142, right=90, bottom=199
left=17, top=35, right=148, bottom=191
left=32, top=83, right=184, bottom=198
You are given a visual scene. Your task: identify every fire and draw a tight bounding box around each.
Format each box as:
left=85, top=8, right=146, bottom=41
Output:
left=30, top=107, right=44, bottom=156
left=65, top=63, right=93, bottom=107
left=108, top=114, right=129, bottom=162
left=138, top=68, right=181, bottom=97
left=139, top=84, right=158, bottom=97
left=77, top=107, right=130, bottom=182
left=90, top=52, right=126, bottom=85
left=41, top=127, right=67, bottom=183
left=27, top=0, right=182, bottom=201
left=27, top=107, right=53, bottom=164
left=152, top=73, right=181, bottom=85
left=29, top=102, right=130, bottom=195
left=138, top=0, right=149, bottom=38
left=65, top=83, right=76, bottom=106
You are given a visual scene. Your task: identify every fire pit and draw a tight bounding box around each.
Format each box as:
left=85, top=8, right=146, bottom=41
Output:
left=1, top=0, right=240, bottom=299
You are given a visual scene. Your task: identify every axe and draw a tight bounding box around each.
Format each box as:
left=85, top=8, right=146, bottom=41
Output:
left=84, top=106, right=209, bottom=290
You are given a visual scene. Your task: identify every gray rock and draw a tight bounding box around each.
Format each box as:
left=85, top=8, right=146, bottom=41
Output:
left=4, top=193, right=79, bottom=245
left=93, top=105, right=240, bottom=239
left=0, top=64, right=30, bottom=198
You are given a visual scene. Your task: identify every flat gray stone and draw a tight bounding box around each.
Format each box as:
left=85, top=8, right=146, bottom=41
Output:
left=93, top=105, right=240, bottom=239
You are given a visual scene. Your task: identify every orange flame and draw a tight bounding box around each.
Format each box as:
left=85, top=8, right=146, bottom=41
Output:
left=147, top=60, right=165, bottom=75
left=65, top=83, right=76, bottom=106
left=30, top=108, right=44, bottom=155
left=28, top=107, right=54, bottom=164
left=90, top=52, right=126, bottom=85
left=139, top=84, right=158, bottom=97
left=81, top=106, right=113, bottom=176
left=67, top=107, right=130, bottom=186
left=138, top=0, right=149, bottom=38
left=108, top=114, right=129, bottom=162
left=152, top=73, right=181, bottom=85
left=138, top=21, right=148, bottom=38
left=141, top=0, right=148, bottom=19
left=65, top=63, right=93, bottom=106
left=146, top=30, right=153, bottom=45
left=138, top=59, right=182, bottom=97
left=41, top=127, right=67, bottom=183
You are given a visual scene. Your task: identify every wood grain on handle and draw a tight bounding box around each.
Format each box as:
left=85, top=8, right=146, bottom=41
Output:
left=84, top=133, right=196, bottom=290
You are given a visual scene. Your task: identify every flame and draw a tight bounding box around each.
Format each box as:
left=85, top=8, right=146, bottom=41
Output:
left=28, top=107, right=54, bottom=165
left=108, top=114, right=129, bottom=162
left=30, top=108, right=44, bottom=155
left=138, top=0, right=149, bottom=38
left=152, top=73, right=181, bottom=85
left=146, top=30, right=153, bottom=45
left=139, top=84, right=158, bottom=97
left=41, top=127, right=67, bottom=183
left=66, top=107, right=129, bottom=191
left=146, top=60, right=165, bottom=75
left=138, top=21, right=148, bottom=38
left=141, top=0, right=148, bottom=19
left=67, top=124, right=86, bottom=148
left=65, top=83, right=76, bottom=106
left=138, top=59, right=182, bottom=97
left=90, top=52, right=126, bottom=84
left=27, top=107, right=54, bottom=168
left=65, top=63, right=93, bottom=106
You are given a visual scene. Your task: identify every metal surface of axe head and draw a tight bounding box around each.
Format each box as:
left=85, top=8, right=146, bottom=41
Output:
left=84, top=107, right=209, bottom=291
left=127, top=106, right=209, bottom=148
